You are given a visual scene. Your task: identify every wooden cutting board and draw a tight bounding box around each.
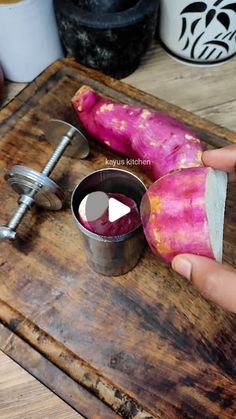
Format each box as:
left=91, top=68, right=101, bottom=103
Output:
left=0, top=59, right=235, bottom=419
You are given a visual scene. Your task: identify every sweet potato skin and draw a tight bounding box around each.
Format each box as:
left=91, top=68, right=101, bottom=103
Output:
left=72, top=86, right=204, bottom=180
left=78, top=193, right=141, bottom=237
left=140, top=167, right=215, bottom=263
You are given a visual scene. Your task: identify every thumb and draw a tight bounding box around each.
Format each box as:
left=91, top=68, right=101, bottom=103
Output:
left=172, top=254, right=236, bottom=314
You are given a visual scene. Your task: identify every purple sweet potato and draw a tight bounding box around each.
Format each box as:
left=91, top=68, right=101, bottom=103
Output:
left=72, top=86, right=204, bottom=180
left=140, top=167, right=227, bottom=263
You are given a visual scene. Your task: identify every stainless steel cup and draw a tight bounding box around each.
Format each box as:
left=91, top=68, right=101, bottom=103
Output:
left=71, top=168, right=147, bottom=276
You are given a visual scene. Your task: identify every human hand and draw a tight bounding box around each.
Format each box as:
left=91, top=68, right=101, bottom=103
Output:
left=172, top=144, right=236, bottom=313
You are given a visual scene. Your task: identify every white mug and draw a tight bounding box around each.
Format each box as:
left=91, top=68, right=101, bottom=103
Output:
left=159, top=0, right=236, bottom=65
left=0, top=0, right=63, bottom=82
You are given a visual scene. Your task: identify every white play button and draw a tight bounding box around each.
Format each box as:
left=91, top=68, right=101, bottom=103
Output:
left=108, top=197, right=131, bottom=222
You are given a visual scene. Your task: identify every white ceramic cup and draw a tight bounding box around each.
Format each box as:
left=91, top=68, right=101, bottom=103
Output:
left=159, top=0, right=236, bottom=65
left=0, top=0, right=63, bottom=82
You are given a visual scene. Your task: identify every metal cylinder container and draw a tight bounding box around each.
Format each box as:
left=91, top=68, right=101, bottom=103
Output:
left=71, top=168, right=147, bottom=276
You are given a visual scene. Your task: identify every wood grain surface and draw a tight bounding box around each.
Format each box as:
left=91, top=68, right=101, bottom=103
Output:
left=0, top=350, right=83, bottom=419
left=124, top=43, right=236, bottom=132
left=0, top=324, right=118, bottom=419
left=0, top=59, right=235, bottom=419
left=3, top=43, right=236, bottom=132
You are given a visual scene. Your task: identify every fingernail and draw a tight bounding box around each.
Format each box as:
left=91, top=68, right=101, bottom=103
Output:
left=172, top=257, right=192, bottom=281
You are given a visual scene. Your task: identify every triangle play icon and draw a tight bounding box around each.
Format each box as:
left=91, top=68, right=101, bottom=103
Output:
left=108, top=197, right=131, bottom=222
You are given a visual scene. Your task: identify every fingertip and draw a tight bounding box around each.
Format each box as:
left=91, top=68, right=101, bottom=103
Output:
left=202, top=148, right=222, bottom=168
left=202, top=145, right=236, bottom=173
left=171, top=255, right=192, bottom=281
left=172, top=254, right=236, bottom=313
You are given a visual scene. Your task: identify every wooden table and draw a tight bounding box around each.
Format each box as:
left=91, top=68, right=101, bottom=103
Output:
left=0, top=43, right=235, bottom=419
left=3, top=43, right=236, bottom=131
left=0, top=351, right=83, bottom=419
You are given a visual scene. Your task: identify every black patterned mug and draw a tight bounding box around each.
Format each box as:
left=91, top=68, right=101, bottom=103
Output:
left=160, top=0, right=236, bottom=65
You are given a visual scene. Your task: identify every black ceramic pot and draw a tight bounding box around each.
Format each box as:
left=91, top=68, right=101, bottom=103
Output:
left=54, top=0, right=159, bottom=79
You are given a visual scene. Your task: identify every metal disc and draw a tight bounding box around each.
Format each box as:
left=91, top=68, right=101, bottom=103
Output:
left=44, top=119, right=90, bottom=158
left=5, top=166, right=65, bottom=210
